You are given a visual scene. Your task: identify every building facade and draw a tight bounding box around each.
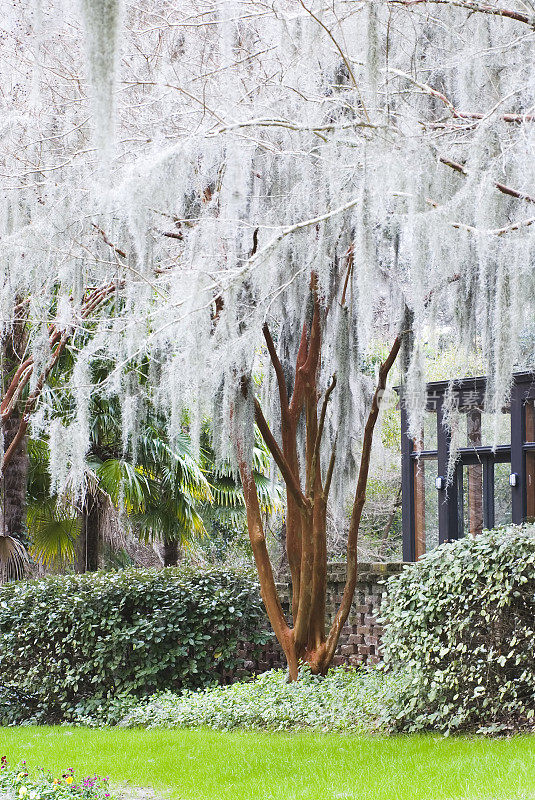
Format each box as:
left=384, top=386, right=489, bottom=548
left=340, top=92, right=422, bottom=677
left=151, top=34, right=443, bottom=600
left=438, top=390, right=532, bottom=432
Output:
left=398, top=372, right=535, bottom=561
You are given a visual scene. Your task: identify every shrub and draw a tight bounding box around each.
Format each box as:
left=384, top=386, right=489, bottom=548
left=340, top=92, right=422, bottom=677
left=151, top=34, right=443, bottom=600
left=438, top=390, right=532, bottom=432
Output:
left=0, top=566, right=269, bottom=723
left=117, top=665, right=397, bottom=732
left=381, top=524, right=535, bottom=732
left=0, top=682, right=42, bottom=724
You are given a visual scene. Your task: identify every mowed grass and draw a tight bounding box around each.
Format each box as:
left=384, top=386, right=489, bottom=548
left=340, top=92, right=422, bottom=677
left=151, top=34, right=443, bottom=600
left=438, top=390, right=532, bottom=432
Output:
left=0, top=727, right=534, bottom=800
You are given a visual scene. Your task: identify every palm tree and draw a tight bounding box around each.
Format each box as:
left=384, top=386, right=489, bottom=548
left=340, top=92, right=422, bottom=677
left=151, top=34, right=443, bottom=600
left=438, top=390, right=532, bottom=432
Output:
left=96, top=425, right=212, bottom=566
left=24, top=361, right=282, bottom=570
left=0, top=284, right=121, bottom=580
left=26, top=415, right=213, bottom=570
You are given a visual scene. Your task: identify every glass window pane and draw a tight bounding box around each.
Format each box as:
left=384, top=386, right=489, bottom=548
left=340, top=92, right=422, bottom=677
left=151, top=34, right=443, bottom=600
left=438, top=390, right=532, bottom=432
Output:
left=423, top=413, right=437, bottom=451
left=479, top=412, right=510, bottom=447
left=421, top=459, right=439, bottom=553
left=458, top=410, right=511, bottom=448
left=494, top=462, right=512, bottom=527
left=526, top=400, right=535, bottom=444
left=462, top=463, right=483, bottom=537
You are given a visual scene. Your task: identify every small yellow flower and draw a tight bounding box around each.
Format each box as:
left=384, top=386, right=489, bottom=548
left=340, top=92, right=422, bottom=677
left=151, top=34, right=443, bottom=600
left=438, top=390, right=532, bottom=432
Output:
left=19, top=787, right=28, bottom=797
left=52, top=779, right=59, bottom=785
left=65, top=777, right=73, bottom=785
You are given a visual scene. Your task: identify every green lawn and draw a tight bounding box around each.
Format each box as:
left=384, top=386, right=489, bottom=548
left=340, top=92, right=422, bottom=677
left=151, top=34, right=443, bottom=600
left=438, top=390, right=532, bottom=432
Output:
left=0, top=727, right=534, bottom=800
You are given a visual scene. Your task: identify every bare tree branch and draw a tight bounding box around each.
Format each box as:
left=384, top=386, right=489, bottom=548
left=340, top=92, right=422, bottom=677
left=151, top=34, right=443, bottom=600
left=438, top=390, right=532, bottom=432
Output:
left=263, top=323, right=289, bottom=413
left=254, top=397, right=309, bottom=513
left=389, top=0, right=535, bottom=28
left=440, top=157, right=535, bottom=204
left=390, top=69, right=535, bottom=124
left=1, top=281, right=122, bottom=474
left=324, top=330, right=402, bottom=663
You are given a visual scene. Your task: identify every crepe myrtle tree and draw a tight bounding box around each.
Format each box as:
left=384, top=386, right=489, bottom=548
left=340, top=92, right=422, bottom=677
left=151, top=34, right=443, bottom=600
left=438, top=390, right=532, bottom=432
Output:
left=231, top=274, right=401, bottom=678
left=227, top=255, right=447, bottom=676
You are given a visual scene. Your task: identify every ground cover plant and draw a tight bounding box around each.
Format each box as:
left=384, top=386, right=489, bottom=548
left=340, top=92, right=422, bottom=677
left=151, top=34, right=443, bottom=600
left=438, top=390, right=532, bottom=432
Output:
left=0, top=567, right=269, bottom=723
left=118, top=666, right=398, bottom=732
left=0, top=728, right=534, bottom=800
left=0, top=756, right=113, bottom=800
left=381, top=524, right=535, bottom=733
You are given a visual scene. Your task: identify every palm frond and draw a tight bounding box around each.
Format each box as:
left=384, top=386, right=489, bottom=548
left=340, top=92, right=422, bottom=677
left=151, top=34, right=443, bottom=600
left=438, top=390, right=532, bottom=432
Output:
left=96, top=458, right=153, bottom=511
left=0, top=535, right=29, bottom=582
left=252, top=432, right=272, bottom=473
left=27, top=499, right=80, bottom=568
left=210, top=475, right=245, bottom=510
left=27, top=438, right=50, bottom=466
left=251, top=472, right=283, bottom=514
left=131, top=500, right=207, bottom=544
left=27, top=438, right=52, bottom=501
left=138, top=426, right=212, bottom=500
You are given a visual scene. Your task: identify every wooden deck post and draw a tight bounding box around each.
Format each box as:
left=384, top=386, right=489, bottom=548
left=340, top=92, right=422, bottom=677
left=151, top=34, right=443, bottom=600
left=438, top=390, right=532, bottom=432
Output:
left=467, top=409, right=483, bottom=536
left=525, top=401, right=535, bottom=519
left=510, top=380, right=525, bottom=525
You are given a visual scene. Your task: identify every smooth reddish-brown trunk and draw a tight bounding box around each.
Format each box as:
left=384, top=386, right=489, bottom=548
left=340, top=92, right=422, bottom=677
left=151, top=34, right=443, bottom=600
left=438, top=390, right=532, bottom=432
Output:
left=236, top=274, right=401, bottom=678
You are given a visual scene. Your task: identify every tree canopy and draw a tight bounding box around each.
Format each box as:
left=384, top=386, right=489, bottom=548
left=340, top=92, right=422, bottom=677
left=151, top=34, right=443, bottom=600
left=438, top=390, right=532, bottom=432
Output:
left=3, top=0, right=535, bottom=671
left=2, top=0, right=533, bottom=482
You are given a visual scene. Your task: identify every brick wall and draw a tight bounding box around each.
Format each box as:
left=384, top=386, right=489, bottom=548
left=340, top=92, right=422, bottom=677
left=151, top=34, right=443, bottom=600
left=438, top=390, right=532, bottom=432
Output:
left=226, top=561, right=404, bottom=680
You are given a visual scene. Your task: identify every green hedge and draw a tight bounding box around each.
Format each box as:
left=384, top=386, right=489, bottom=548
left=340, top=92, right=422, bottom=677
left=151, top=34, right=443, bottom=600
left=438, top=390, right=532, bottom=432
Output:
left=0, top=566, right=270, bottom=722
left=381, top=525, right=535, bottom=733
